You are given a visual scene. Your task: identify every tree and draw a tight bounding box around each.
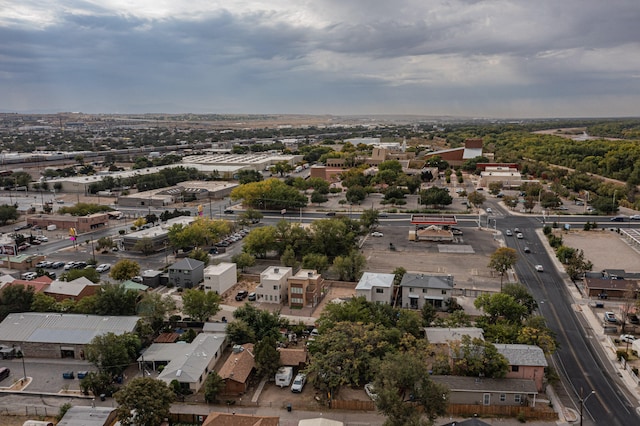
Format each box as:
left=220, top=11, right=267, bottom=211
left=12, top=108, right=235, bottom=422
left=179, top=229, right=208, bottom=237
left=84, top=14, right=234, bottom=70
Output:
left=114, top=377, right=175, bottom=426
left=225, top=319, right=256, bottom=344
left=239, top=208, right=263, bottom=224
left=345, top=185, right=367, bottom=204
left=80, top=371, right=114, bottom=397
left=94, top=284, right=138, bottom=316
left=523, top=195, right=537, bottom=212
left=373, top=351, right=449, bottom=426
left=502, top=283, right=538, bottom=316
left=233, top=304, right=286, bottom=342
left=237, top=169, right=263, bottom=184
left=488, top=247, right=518, bottom=290
left=451, top=336, right=509, bottom=378
left=181, top=289, right=221, bottom=322
left=136, top=292, right=176, bottom=332
left=0, top=204, right=18, bottom=225
left=280, top=246, right=298, bottom=268
left=203, top=371, right=225, bottom=403
left=467, top=190, right=486, bottom=208
left=488, top=181, right=504, bottom=195
left=332, top=250, right=366, bottom=281
left=242, top=226, right=277, bottom=258
left=474, top=293, right=529, bottom=325
left=133, top=237, right=155, bottom=255
left=310, top=190, right=329, bottom=204
left=517, top=316, right=558, bottom=355
left=0, top=284, right=35, bottom=321
left=110, top=259, right=141, bottom=281
left=232, top=252, right=256, bottom=272
left=302, top=253, right=329, bottom=274
left=419, top=187, right=452, bottom=208
left=360, top=208, right=379, bottom=230
left=254, top=336, right=281, bottom=379
left=187, top=248, right=210, bottom=266
left=31, top=292, right=58, bottom=312
left=85, top=332, right=141, bottom=378
left=60, top=268, right=101, bottom=284
left=421, top=302, right=436, bottom=327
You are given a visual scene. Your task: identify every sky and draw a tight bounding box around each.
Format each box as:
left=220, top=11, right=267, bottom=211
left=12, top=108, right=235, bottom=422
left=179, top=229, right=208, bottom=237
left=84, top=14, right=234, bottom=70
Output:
left=1, top=0, right=640, bottom=118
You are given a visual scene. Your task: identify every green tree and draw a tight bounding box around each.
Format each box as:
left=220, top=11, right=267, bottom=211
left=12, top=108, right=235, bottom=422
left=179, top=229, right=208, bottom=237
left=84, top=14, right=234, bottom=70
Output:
left=233, top=304, right=286, bottom=342
left=302, top=253, right=329, bottom=274
left=310, top=190, right=329, bottom=204
left=280, top=246, right=298, bottom=268
left=467, top=190, right=486, bottom=208
left=114, top=377, right=175, bottom=426
left=488, top=181, right=504, bottom=195
left=237, top=169, right=264, bottom=184
left=225, top=319, right=256, bottom=344
left=254, top=336, right=281, bottom=379
left=239, top=208, right=263, bottom=224
left=94, top=284, right=138, bottom=316
left=136, top=292, right=176, bottom=332
left=332, top=250, right=366, bottom=281
left=203, top=371, right=225, bottom=403
left=421, top=302, right=437, bottom=327
left=60, top=267, right=101, bottom=284
left=109, top=259, right=141, bottom=281
left=360, top=208, right=379, bottom=230
left=419, top=187, right=453, bottom=208
left=373, top=351, right=449, bottom=426
left=502, top=283, right=538, bottom=316
left=451, top=336, right=509, bottom=378
left=242, top=226, right=277, bottom=258
left=187, top=248, right=210, bottom=266
left=345, top=185, right=367, bottom=204
left=132, top=237, right=155, bottom=255
left=85, top=332, right=141, bottom=378
left=0, top=204, right=19, bottom=225
left=80, top=371, right=114, bottom=397
left=474, top=293, right=529, bottom=324
left=232, top=252, right=256, bottom=272
left=0, top=284, right=35, bottom=321
left=488, top=247, right=518, bottom=289
left=181, top=289, right=221, bottom=322
left=31, top=292, right=58, bottom=312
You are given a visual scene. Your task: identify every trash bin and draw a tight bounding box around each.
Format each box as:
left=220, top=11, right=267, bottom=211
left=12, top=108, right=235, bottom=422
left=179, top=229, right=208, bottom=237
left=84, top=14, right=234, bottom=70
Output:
left=286, top=403, right=292, bottom=412
left=100, top=394, right=106, bottom=401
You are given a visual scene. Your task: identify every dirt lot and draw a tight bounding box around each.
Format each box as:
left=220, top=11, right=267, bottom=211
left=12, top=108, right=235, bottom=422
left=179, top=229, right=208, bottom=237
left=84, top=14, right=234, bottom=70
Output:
left=561, top=228, right=640, bottom=272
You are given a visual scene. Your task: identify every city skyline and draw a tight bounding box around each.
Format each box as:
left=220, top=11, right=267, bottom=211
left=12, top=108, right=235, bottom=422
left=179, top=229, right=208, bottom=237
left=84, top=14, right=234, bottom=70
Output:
left=2, top=1, right=639, bottom=118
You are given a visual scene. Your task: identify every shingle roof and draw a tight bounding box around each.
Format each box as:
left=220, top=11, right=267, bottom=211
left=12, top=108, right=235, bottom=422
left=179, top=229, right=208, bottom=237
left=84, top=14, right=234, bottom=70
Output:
left=493, top=344, right=548, bottom=367
left=203, top=412, right=279, bottom=426
left=170, top=257, right=204, bottom=271
left=158, top=333, right=226, bottom=384
left=45, top=276, right=98, bottom=296
left=400, top=273, right=453, bottom=289
left=431, top=375, right=537, bottom=394
left=278, top=347, right=308, bottom=366
left=0, top=312, right=139, bottom=344
left=219, top=343, right=255, bottom=384
left=355, top=272, right=394, bottom=291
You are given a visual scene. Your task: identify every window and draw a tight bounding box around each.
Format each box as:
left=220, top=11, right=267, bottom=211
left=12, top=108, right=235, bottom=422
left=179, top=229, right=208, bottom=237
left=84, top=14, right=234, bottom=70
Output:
left=291, top=287, right=303, bottom=294
left=376, top=288, right=384, bottom=294
left=483, top=393, right=490, bottom=405
left=511, top=365, right=519, bottom=372
left=514, top=394, right=522, bottom=403
left=441, top=289, right=447, bottom=295
left=499, top=393, right=506, bottom=402
left=291, top=297, right=303, bottom=304
left=273, top=285, right=279, bottom=290
left=422, top=288, right=427, bottom=293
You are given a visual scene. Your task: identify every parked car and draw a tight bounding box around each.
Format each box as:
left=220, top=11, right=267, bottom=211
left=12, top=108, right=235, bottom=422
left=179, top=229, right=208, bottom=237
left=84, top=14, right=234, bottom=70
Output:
left=208, top=247, right=219, bottom=255
left=450, top=227, right=463, bottom=236
left=364, top=383, right=378, bottom=401
left=235, top=290, right=248, bottom=301
left=535, top=264, right=544, bottom=272
left=77, top=371, right=89, bottom=379
left=604, top=312, right=618, bottom=323
left=62, top=371, right=75, bottom=379
left=96, top=264, right=111, bottom=273
left=51, top=261, right=65, bottom=269
left=35, top=261, right=49, bottom=268
left=629, top=314, right=640, bottom=324
left=291, top=373, right=307, bottom=393
left=21, top=272, right=38, bottom=281
left=630, top=215, right=640, bottom=220
left=131, top=276, right=143, bottom=284
left=620, top=334, right=636, bottom=343
left=248, top=292, right=257, bottom=301
left=36, top=235, right=48, bottom=242
left=371, top=232, right=384, bottom=237
left=64, top=262, right=77, bottom=270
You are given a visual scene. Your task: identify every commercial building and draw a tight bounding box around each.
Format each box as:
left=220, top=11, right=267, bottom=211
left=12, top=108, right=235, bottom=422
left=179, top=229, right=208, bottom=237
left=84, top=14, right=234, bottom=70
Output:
left=27, top=213, right=109, bottom=234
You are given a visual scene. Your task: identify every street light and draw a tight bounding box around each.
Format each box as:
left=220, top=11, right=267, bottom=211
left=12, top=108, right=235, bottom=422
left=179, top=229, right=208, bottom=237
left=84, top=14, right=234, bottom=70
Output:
left=579, top=388, right=596, bottom=426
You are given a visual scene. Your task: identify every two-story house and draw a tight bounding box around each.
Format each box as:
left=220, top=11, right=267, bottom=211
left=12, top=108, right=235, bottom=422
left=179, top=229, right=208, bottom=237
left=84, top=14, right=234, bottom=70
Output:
left=288, top=269, right=324, bottom=308
left=355, top=272, right=395, bottom=304
left=203, top=262, right=237, bottom=295
left=399, top=273, right=454, bottom=310
left=255, top=266, right=292, bottom=304
left=168, top=258, right=205, bottom=289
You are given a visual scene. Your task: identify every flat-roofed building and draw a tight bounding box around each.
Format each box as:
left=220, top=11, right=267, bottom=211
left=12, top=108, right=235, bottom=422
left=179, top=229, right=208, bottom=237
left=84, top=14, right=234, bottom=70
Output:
left=287, top=269, right=324, bottom=308
left=256, top=266, right=292, bottom=304
left=203, top=262, right=237, bottom=295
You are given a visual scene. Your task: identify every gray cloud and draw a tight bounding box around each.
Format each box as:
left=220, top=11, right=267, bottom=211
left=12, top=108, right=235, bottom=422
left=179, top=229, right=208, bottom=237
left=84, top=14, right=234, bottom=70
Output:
left=1, top=0, right=639, bottom=117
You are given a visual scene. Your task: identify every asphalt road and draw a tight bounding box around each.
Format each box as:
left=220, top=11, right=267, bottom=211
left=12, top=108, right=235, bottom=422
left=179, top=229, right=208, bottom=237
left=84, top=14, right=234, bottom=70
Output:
left=502, top=214, right=640, bottom=425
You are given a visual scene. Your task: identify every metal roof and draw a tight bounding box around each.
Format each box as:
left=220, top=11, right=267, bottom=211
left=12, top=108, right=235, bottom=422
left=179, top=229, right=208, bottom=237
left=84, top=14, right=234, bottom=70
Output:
left=152, top=333, right=226, bottom=384
left=355, top=272, right=394, bottom=291
left=0, top=312, right=139, bottom=344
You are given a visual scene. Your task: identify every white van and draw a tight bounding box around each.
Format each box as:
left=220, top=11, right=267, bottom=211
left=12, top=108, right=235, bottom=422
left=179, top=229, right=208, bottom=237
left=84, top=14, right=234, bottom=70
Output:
left=275, top=366, right=293, bottom=388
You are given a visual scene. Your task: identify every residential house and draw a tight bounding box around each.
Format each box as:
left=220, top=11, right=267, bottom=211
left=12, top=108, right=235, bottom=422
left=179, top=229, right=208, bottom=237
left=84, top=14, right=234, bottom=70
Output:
left=169, top=258, right=205, bottom=289
left=255, top=266, right=292, bottom=304
left=153, top=333, right=227, bottom=393
left=219, top=344, right=255, bottom=395
left=57, top=406, right=118, bottom=426
left=203, top=262, right=237, bottom=295
left=355, top=272, right=395, bottom=304
left=44, top=276, right=100, bottom=302
left=288, top=269, right=324, bottom=308
left=431, top=375, right=539, bottom=407
left=399, top=273, right=454, bottom=310
left=278, top=347, right=308, bottom=369
left=424, top=327, right=485, bottom=346
left=494, top=344, right=548, bottom=391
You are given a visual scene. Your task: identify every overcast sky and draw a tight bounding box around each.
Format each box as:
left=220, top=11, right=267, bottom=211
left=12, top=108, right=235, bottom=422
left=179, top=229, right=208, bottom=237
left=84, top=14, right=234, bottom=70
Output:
left=2, top=0, right=639, bottom=118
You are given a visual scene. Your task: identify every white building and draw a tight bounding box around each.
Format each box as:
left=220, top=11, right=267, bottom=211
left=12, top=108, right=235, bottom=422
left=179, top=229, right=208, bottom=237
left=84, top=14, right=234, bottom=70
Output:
left=255, top=266, right=292, bottom=304
left=480, top=166, right=523, bottom=188
left=355, top=272, right=395, bottom=304
left=203, top=262, right=237, bottom=295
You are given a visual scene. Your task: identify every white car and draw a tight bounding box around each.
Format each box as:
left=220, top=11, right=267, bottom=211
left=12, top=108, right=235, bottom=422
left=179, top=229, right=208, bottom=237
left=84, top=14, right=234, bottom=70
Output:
left=630, top=215, right=640, bottom=220
left=505, top=230, right=513, bottom=236
left=516, top=233, right=524, bottom=239
left=535, top=264, right=544, bottom=272
left=364, top=383, right=378, bottom=401
left=291, top=373, right=306, bottom=393
left=36, top=235, right=48, bottom=242
left=96, top=264, right=111, bottom=273
left=371, top=232, right=384, bottom=237
left=486, top=208, right=492, bottom=214
left=620, top=334, right=636, bottom=343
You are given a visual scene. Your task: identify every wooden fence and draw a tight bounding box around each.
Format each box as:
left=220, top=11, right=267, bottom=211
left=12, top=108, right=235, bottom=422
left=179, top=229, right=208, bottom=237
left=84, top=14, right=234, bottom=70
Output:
left=330, top=399, right=376, bottom=411
left=445, top=404, right=558, bottom=421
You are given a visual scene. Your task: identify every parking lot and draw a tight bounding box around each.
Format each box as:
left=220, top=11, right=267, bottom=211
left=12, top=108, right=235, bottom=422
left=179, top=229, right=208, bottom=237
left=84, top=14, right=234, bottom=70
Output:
left=362, top=222, right=503, bottom=293
left=0, top=357, right=95, bottom=394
